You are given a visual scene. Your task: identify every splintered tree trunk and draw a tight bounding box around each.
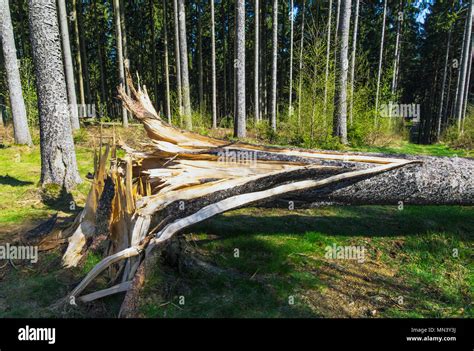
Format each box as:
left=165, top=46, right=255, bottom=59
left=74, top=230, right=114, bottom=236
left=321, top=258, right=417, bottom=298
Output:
left=57, top=0, right=80, bottom=130
left=270, top=0, right=278, bottom=132
left=0, top=0, right=32, bottom=145
left=375, top=0, right=388, bottom=125
left=28, top=0, right=81, bottom=191
left=333, top=0, right=351, bottom=145
left=178, top=0, right=192, bottom=129
left=234, top=0, right=246, bottom=138
left=62, top=74, right=474, bottom=306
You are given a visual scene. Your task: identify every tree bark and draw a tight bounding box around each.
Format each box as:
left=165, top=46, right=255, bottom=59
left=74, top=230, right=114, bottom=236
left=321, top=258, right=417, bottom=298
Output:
left=391, top=0, right=403, bottom=95
left=297, top=0, right=306, bottom=126
left=349, top=0, right=359, bottom=126
left=76, top=0, right=91, bottom=104
left=162, top=0, right=171, bottom=124
left=456, top=2, right=473, bottom=131
left=57, top=0, right=80, bottom=130
left=375, top=0, right=388, bottom=125
left=173, top=0, right=183, bottom=117
left=64, top=77, right=474, bottom=303
left=72, top=0, right=85, bottom=107
left=254, top=0, right=259, bottom=123
left=211, top=0, right=217, bottom=128
left=28, top=0, right=81, bottom=190
left=270, top=0, right=278, bottom=132
left=323, top=0, right=333, bottom=116
left=332, top=0, right=351, bottom=145
left=177, top=0, right=192, bottom=129
left=113, top=0, right=128, bottom=127
left=437, top=30, right=451, bottom=139
left=0, top=0, right=32, bottom=145
left=461, top=33, right=472, bottom=132
left=234, top=0, right=246, bottom=138
left=288, top=0, right=294, bottom=117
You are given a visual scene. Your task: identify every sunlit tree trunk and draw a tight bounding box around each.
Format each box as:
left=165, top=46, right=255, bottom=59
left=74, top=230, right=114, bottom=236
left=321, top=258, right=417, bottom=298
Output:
left=72, top=0, right=85, bottom=107
left=211, top=0, right=217, bottom=128
left=457, top=2, right=473, bottom=131
left=437, top=30, right=451, bottom=140
left=349, top=0, right=360, bottom=125
left=57, top=0, right=79, bottom=130
left=270, top=0, right=278, bottom=131
left=163, top=0, right=171, bottom=123
left=254, top=0, right=259, bottom=123
left=178, top=0, right=192, bottom=129
left=28, top=0, right=81, bottom=190
left=391, top=0, right=403, bottom=95
left=297, top=0, right=306, bottom=126
left=333, top=0, right=351, bottom=145
left=234, top=0, right=246, bottom=138
left=173, top=0, right=182, bottom=116
left=375, top=0, right=388, bottom=126
left=0, top=0, right=32, bottom=145
left=113, top=0, right=128, bottom=127
left=288, top=0, right=294, bottom=117
left=323, top=0, right=333, bottom=116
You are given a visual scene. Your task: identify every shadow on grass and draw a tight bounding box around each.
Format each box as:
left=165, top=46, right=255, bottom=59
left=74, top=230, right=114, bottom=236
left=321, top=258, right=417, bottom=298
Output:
left=189, top=206, right=474, bottom=240
left=170, top=205, right=473, bottom=317
left=0, top=174, right=34, bottom=186
left=41, top=185, right=80, bottom=214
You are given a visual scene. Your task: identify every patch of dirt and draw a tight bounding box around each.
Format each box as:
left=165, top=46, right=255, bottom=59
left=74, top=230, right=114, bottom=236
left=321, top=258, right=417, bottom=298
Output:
left=298, top=258, right=412, bottom=317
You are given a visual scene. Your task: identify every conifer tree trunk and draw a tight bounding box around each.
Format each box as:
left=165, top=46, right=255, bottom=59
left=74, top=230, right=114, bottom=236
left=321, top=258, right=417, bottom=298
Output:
left=0, top=0, right=32, bottom=145
left=177, top=0, right=192, bottom=129
left=57, top=0, right=80, bottom=130
left=28, top=0, right=81, bottom=190
left=234, top=0, right=246, bottom=138
left=270, top=0, right=278, bottom=131
left=332, top=0, right=351, bottom=145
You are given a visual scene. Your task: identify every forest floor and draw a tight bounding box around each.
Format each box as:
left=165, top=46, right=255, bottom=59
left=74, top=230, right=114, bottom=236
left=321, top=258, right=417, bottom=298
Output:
left=0, top=125, right=472, bottom=318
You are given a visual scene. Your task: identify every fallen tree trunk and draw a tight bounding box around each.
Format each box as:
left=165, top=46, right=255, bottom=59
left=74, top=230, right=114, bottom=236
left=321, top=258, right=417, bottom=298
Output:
left=61, top=75, right=474, bottom=309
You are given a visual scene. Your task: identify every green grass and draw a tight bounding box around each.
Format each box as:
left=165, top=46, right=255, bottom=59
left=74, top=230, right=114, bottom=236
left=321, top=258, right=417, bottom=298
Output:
left=0, top=145, right=93, bottom=225
left=348, top=140, right=473, bottom=158
left=141, top=206, right=473, bottom=318
left=0, top=137, right=472, bottom=318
